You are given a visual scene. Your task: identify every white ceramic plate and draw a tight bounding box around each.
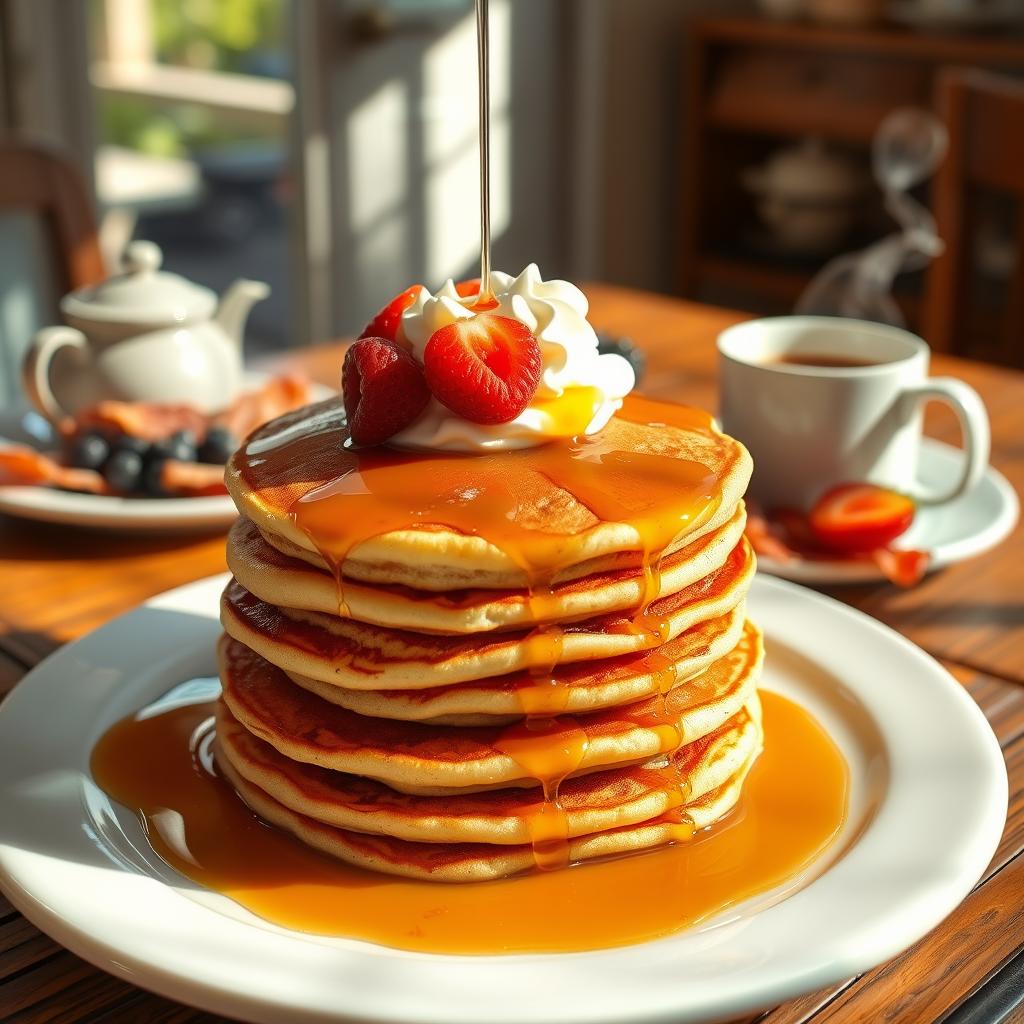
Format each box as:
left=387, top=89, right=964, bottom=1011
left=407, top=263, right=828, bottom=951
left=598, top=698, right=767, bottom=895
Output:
left=0, top=383, right=334, bottom=533
left=0, top=574, right=1006, bottom=1024
left=757, top=439, right=1019, bottom=586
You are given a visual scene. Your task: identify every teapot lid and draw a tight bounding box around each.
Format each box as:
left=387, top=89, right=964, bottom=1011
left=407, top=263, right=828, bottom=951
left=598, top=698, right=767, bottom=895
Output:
left=61, top=241, right=217, bottom=325
left=747, top=139, right=864, bottom=201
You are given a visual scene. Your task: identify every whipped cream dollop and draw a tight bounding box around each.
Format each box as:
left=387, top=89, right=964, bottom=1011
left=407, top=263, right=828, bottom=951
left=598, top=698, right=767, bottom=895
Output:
left=391, top=265, right=635, bottom=452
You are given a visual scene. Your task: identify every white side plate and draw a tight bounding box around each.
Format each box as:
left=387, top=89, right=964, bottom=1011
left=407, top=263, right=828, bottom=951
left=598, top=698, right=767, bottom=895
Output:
left=0, top=574, right=1007, bottom=1024
left=0, top=382, right=334, bottom=533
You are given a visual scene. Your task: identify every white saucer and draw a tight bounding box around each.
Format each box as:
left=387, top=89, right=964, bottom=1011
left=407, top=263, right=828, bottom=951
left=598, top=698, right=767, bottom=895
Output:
left=757, top=438, right=1019, bottom=586
left=0, top=382, right=333, bottom=533
left=0, top=574, right=1006, bottom=1024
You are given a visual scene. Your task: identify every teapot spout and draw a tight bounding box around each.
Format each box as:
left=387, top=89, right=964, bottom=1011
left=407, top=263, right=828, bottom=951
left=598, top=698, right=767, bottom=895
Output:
left=215, top=279, right=270, bottom=349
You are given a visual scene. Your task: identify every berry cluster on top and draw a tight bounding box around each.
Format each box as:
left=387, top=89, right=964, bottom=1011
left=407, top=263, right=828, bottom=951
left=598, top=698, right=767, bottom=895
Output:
left=343, top=281, right=542, bottom=447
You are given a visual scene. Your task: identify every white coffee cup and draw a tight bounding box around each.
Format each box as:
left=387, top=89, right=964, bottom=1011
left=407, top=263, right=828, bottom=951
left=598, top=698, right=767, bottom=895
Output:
left=717, top=316, right=990, bottom=511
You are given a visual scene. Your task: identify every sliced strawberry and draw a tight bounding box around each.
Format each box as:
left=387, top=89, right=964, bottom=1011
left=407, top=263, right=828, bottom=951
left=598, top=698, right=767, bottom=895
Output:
left=808, top=483, right=915, bottom=554
left=455, top=278, right=499, bottom=311
left=342, top=337, right=431, bottom=446
left=358, top=285, right=424, bottom=343
left=423, top=314, right=542, bottom=425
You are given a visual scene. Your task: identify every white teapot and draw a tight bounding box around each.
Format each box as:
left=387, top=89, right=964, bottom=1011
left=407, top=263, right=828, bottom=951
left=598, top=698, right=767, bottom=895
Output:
left=22, top=241, right=269, bottom=425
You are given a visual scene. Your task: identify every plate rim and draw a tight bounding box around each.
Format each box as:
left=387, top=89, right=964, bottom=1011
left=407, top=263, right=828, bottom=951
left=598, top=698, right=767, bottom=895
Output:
left=0, top=573, right=1008, bottom=1024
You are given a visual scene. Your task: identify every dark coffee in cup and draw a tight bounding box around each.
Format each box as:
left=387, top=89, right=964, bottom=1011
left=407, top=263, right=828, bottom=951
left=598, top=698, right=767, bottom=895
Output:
left=768, top=354, right=877, bottom=369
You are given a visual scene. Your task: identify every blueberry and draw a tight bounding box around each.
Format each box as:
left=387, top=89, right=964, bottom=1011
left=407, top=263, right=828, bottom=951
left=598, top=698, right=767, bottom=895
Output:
left=198, top=426, right=238, bottom=465
left=103, top=449, right=145, bottom=493
left=110, top=434, right=151, bottom=458
left=152, top=430, right=198, bottom=464
left=597, top=333, right=645, bottom=382
left=142, top=456, right=169, bottom=497
left=68, top=431, right=110, bottom=471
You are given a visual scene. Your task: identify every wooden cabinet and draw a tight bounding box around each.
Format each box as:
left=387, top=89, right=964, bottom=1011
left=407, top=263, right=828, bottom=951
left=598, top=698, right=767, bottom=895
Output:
left=679, top=16, right=1024, bottom=325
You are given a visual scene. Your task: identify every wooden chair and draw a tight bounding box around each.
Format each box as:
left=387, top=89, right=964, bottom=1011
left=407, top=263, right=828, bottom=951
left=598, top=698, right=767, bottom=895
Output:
left=0, top=144, right=106, bottom=404
left=923, top=70, right=1024, bottom=365
left=0, top=143, right=106, bottom=293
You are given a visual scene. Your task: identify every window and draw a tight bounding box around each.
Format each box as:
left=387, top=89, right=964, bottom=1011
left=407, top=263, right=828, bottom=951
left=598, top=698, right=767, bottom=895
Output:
left=88, top=0, right=295, bottom=352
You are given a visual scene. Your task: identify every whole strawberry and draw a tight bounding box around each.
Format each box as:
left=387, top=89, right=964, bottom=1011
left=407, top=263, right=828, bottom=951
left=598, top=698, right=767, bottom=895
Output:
left=342, top=337, right=430, bottom=446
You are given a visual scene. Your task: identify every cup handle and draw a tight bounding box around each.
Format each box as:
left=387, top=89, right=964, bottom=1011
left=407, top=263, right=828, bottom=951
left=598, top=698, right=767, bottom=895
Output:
left=899, top=377, right=991, bottom=506
left=21, top=326, right=88, bottom=428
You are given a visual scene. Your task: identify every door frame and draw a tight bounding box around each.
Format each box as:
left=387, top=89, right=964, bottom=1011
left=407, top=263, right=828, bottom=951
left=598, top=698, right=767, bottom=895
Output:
left=290, top=0, right=337, bottom=347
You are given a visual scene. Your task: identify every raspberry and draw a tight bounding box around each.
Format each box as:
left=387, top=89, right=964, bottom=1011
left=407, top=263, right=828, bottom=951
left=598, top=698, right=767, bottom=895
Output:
left=342, top=337, right=431, bottom=446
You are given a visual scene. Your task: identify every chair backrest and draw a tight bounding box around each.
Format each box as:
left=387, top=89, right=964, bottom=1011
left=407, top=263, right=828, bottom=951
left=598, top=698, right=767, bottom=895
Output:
left=923, top=70, right=1024, bottom=364
left=0, top=144, right=106, bottom=406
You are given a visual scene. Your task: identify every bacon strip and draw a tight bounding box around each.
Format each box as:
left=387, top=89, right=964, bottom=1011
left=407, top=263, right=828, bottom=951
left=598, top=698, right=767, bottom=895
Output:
left=159, top=460, right=228, bottom=497
left=210, top=374, right=311, bottom=440
left=72, top=403, right=208, bottom=442
left=0, top=446, right=110, bottom=494
left=70, top=375, right=313, bottom=444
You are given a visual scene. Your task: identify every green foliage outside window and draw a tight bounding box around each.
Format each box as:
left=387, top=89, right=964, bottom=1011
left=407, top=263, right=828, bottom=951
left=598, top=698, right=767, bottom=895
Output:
left=92, top=0, right=286, bottom=158
left=152, top=0, right=285, bottom=74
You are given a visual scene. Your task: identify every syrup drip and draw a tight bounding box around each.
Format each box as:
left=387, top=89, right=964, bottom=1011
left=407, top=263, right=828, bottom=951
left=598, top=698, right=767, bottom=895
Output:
left=493, top=714, right=589, bottom=871
left=90, top=686, right=848, bottom=954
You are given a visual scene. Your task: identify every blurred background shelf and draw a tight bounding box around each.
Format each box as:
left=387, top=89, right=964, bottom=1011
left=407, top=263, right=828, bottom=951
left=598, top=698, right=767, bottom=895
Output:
left=680, top=14, right=1024, bottom=341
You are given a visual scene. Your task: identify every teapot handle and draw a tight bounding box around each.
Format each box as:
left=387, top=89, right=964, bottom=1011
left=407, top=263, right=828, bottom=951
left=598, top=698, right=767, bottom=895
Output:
left=22, top=326, right=88, bottom=428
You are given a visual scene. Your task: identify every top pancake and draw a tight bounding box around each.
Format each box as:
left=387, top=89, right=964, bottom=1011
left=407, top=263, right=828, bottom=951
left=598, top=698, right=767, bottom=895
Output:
left=226, top=396, right=752, bottom=591
left=226, top=505, right=747, bottom=635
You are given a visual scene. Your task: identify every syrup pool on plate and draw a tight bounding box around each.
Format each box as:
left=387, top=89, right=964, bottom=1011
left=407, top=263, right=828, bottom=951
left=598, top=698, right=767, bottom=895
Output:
left=91, top=681, right=848, bottom=955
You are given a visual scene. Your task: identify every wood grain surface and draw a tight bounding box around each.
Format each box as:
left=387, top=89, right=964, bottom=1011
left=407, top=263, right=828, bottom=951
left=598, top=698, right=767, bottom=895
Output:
left=0, top=285, right=1021, bottom=1023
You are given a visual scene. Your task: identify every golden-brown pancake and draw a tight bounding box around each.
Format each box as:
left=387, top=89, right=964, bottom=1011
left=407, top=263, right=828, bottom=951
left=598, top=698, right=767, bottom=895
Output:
left=215, top=696, right=763, bottom=882
left=228, top=503, right=749, bottom=630
left=286, top=611, right=754, bottom=725
left=225, top=397, right=752, bottom=591
left=215, top=696, right=761, bottom=846
left=217, top=631, right=762, bottom=795
left=220, top=538, right=755, bottom=691
left=226, top=505, right=747, bottom=634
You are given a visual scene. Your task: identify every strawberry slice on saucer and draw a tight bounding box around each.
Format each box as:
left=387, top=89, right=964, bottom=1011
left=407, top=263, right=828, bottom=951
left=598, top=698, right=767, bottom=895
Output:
left=423, top=313, right=542, bottom=425
left=808, top=483, right=916, bottom=554
left=342, top=337, right=431, bottom=446
left=358, top=285, right=424, bottom=344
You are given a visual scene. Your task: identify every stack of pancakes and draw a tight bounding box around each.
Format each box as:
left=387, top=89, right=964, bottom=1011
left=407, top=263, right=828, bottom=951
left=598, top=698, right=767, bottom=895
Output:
left=216, top=398, right=762, bottom=882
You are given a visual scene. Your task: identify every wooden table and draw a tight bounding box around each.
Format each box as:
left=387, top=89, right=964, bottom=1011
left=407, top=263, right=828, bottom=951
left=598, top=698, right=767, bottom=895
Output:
left=1, top=285, right=1022, bottom=1023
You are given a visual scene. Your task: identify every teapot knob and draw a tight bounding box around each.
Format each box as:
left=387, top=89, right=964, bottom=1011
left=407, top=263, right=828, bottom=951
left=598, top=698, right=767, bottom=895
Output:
left=123, top=240, right=163, bottom=275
